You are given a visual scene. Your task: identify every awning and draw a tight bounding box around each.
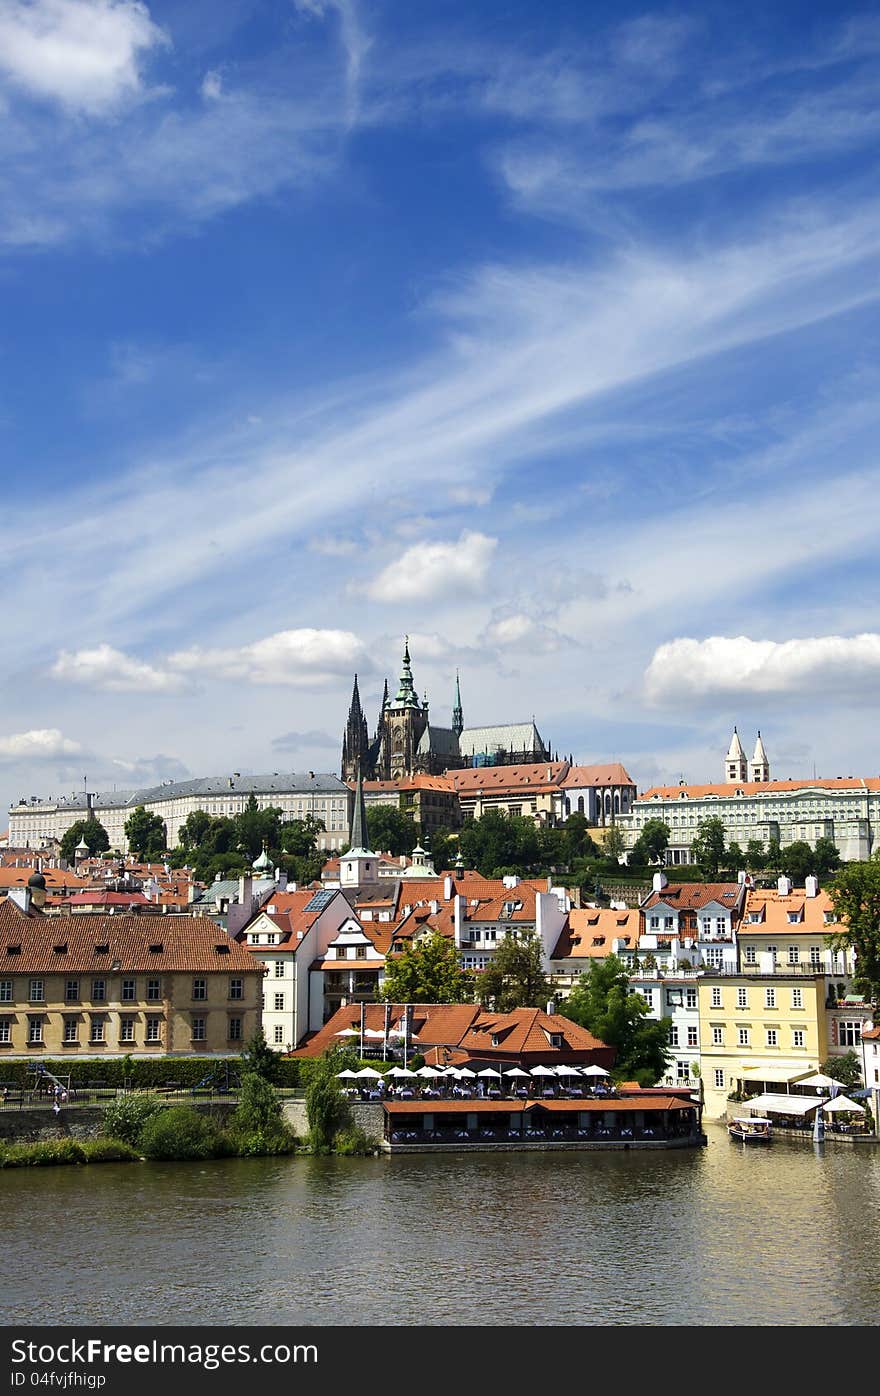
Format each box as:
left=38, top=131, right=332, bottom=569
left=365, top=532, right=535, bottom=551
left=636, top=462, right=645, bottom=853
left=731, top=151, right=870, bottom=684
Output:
left=793, top=1072, right=839, bottom=1089
left=744, top=1094, right=823, bottom=1116
left=739, top=1062, right=815, bottom=1084
left=821, top=1095, right=865, bottom=1114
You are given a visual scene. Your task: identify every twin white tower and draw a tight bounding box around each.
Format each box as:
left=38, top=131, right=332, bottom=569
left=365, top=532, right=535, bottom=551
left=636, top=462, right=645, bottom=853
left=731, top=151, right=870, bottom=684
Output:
left=725, top=728, right=770, bottom=784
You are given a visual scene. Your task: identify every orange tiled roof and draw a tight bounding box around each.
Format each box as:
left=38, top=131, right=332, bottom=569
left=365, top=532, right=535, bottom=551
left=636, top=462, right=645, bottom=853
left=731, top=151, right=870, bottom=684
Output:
left=448, top=761, right=570, bottom=794
left=639, top=777, right=880, bottom=799
left=739, top=887, right=836, bottom=936
left=553, top=907, right=639, bottom=959
left=560, top=763, right=636, bottom=787
left=0, top=899, right=259, bottom=972
left=642, top=883, right=743, bottom=913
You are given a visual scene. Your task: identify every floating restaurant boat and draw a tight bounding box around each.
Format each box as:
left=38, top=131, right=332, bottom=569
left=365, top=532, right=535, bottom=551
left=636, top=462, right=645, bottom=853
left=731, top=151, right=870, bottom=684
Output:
left=727, top=1116, right=772, bottom=1144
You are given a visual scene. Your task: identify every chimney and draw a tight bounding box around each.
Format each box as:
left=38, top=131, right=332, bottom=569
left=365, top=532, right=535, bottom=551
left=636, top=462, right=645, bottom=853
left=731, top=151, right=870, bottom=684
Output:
left=777, top=874, right=792, bottom=896
left=8, top=887, right=31, bottom=913
left=443, top=875, right=453, bottom=899
left=652, top=870, right=668, bottom=892
left=238, top=874, right=253, bottom=908
left=805, top=874, right=818, bottom=898
left=429, top=900, right=439, bottom=914
left=546, top=1000, right=556, bottom=1015
left=276, top=870, right=288, bottom=892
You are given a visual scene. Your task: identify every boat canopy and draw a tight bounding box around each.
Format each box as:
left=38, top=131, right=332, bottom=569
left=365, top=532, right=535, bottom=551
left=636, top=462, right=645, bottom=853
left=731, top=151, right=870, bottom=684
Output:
left=732, top=1117, right=771, bottom=1126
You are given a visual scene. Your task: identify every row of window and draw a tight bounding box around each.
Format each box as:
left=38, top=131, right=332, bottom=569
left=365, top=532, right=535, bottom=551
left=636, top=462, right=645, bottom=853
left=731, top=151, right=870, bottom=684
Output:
left=708, top=1025, right=807, bottom=1048
left=0, top=1015, right=246, bottom=1045
left=3, top=978, right=245, bottom=1004
left=710, top=985, right=806, bottom=1010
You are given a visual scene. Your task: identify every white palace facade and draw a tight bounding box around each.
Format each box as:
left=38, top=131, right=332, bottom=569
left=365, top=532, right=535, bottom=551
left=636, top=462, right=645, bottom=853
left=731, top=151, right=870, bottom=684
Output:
left=617, top=729, right=880, bottom=865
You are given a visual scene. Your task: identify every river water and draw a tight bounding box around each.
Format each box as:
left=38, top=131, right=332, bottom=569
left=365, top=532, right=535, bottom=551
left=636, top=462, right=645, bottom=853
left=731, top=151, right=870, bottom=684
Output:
left=2, top=1124, right=878, bottom=1326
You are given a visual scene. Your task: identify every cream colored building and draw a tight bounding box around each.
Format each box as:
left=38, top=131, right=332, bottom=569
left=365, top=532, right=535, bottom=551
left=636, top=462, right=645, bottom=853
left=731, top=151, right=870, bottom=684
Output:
left=0, top=896, right=262, bottom=1058
left=9, top=772, right=353, bottom=855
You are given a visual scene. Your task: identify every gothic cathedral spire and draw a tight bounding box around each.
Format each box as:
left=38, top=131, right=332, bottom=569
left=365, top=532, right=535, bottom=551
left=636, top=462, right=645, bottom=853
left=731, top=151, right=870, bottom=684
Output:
left=452, top=668, right=464, bottom=737
left=341, top=673, right=370, bottom=781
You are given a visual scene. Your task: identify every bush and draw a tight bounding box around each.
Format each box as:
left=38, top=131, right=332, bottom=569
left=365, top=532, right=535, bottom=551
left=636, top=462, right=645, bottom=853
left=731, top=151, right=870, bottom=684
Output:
left=0, top=1139, right=86, bottom=1168
left=81, top=1139, right=140, bottom=1163
left=304, top=1049, right=352, bottom=1153
left=139, top=1105, right=223, bottom=1161
left=333, top=1126, right=374, bottom=1156
left=228, top=1073, right=296, bottom=1156
left=100, top=1093, right=163, bottom=1147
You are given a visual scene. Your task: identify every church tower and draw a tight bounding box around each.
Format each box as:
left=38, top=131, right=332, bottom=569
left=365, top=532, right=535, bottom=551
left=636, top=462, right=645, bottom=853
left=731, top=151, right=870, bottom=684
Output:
left=452, top=669, right=464, bottom=738
left=341, top=674, right=371, bottom=782
left=750, top=730, right=770, bottom=783
left=725, top=726, right=748, bottom=783
left=379, top=637, right=429, bottom=779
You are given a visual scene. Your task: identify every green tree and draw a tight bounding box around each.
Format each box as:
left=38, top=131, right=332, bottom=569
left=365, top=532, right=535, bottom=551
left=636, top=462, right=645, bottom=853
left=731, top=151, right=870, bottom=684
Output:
left=632, top=818, right=670, bottom=867
left=426, top=827, right=456, bottom=873
left=240, top=1027, right=281, bottom=1083
left=234, top=795, right=281, bottom=861
left=562, top=813, right=597, bottom=864
left=764, top=838, right=783, bottom=873
left=690, top=816, right=726, bottom=876
left=279, top=815, right=325, bottom=857
left=725, top=841, right=745, bottom=870
left=229, top=1072, right=295, bottom=1154
left=178, top=809, right=213, bottom=850
left=123, top=806, right=167, bottom=860
left=813, top=837, right=841, bottom=878
left=827, top=859, right=880, bottom=999
left=364, top=804, right=418, bottom=856
left=380, top=930, right=475, bottom=1004
left=477, top=929, right=552, bottom=1012
left=821, top=1051, right=863, bottom=1091
left=603, top=825, right=626, bottom=862
left=458, top=809, right=541, bottom=877
left=745, top=839, right=767, bottom=870
left=559, top=954, right=672, bottom=1085
left=59, top=818, right=110, bottom=861
left=304, top=1047, right=351, bottom=1153
left=780, top=840, right=814, bottom=884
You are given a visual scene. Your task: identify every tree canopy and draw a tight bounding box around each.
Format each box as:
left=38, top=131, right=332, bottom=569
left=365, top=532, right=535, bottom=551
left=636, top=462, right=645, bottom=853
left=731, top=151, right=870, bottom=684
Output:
left=631, top=817, right=670, bottom=867
left=363, top=804, right=418, bottom=856
left=827, top=859, right=880, bottom=999
left=60, top=818, right=110, bottom=861
left=821, top=1051, right=863, bottom=1091
left=690, top=816, right=726, bottom=876
left=123, top=806, right=167, bottom=860
left=380, top=930, right=475, bottom=1004
left=477, top=929, right=553, bottom=1012
left=559, top=954, right=672, bottom=1085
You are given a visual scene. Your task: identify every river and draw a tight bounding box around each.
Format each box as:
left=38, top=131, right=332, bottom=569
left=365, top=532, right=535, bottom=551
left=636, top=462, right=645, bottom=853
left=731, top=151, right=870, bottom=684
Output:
left=2, top=1124, right=878, bottom=1326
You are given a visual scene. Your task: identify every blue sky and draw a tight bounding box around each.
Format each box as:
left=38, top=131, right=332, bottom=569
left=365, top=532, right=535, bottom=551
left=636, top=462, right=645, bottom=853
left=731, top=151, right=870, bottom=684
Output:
left=2, top=0, right=880, bottom=818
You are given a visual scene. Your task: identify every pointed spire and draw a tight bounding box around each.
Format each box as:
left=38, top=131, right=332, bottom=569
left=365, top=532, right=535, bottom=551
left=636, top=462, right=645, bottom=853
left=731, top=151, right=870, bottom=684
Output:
left=726, top=726, right=745, bottom=760
left=348, top=761, right=372, bottom=854
left=452, top=668, right=464, bottom=737
left=395, top=634, right=419, bottom=706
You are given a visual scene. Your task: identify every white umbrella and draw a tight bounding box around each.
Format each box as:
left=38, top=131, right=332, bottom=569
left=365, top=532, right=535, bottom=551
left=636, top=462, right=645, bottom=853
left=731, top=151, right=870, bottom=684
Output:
left=354, top=1067, right=383, bottom=1079
left=555, top=1065, right=582, bottom=1077
left=530, top=1064, right=557, bottom=1077
left=503, top=1067, right=530, bottom=1078
left=581, top=1064, right=610, bottom=1077
left=477, top=1068, right=502, bottom=1079
left=456, top=1067, right=476, bottom=1079
left=796, top=1072, right=839, bottom=1090
left=334, top=1028, right=360, bottom=1037
left=362, top=1028, right=387, bottom=1039
left=416, top=1066, right=442, bottom=1078
left=387, top=1066, right=419, bottom=1078
left=336, top=1069, right=360, bottom=1079
left=821, top=1095, right=865, bottom=1114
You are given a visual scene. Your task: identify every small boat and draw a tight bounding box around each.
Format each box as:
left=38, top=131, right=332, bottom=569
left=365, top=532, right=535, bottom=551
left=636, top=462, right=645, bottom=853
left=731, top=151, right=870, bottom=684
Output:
left=728, top=1116, right=772, bottom=1143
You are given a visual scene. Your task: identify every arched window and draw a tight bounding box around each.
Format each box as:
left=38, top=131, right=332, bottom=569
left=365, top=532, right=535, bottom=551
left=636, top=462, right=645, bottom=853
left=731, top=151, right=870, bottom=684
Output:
left=577, top=796, right=585, bottom=814
left=614, top=792, right=620, bottom=814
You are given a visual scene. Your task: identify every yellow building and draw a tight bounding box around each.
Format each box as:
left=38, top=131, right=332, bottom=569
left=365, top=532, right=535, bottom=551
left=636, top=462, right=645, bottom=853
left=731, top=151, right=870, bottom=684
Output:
left=0, top=898, right=262, bottom=1058
left=698, top=972, right=825, bottom=1119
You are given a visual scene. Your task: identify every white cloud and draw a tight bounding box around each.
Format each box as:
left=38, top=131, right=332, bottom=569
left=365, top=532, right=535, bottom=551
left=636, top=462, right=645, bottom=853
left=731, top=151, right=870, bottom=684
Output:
left=366, top=530, right=497, bottom=603
left=644, top=634, right=880, bottom=703
left=481, top=613, right=564, bottom=653
left=0, top=0, right=167, bottom=114
left=200, top=69, right=222, bottom=101
left=168, top=627, right=368, bottom=686
left=51, top=643, right=184, bottom=693
left=0, top=728, right=82, bottom=761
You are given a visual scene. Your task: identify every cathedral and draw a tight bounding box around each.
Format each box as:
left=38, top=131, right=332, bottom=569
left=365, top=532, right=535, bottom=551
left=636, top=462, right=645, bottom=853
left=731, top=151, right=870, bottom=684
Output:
left=341, top=638, right=552, bottom=781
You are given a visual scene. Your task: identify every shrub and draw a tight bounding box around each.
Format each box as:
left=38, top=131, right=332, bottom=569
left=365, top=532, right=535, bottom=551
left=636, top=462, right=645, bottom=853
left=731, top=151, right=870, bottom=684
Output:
left=0, top=1139, right=86, bottom=1168
left=333, top=1126, right=374, bottom=1156
left=100, top=1093, right=162, bottom=1147
left=81, top=1139, right=140, bottom=1163
left=139, top=1105, right=222, bottom=1161
left=228, top=1072, right=296, bottom=1156
left=304, top=1049, right=351, bottom=1153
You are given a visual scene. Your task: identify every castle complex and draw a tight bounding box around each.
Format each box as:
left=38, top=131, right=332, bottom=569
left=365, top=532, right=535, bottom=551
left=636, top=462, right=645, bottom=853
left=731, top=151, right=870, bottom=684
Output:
left=341, top=638, right=552, bottom=782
